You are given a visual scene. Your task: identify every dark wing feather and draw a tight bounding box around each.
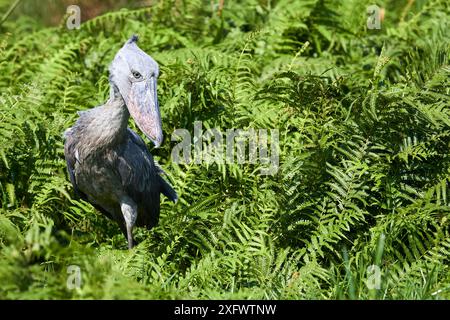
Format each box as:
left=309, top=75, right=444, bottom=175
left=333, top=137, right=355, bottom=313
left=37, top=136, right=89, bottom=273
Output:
left=63, top=128, right=114, bottom=220
left=117, top=129, right=177, bottom=229
left=64, top=129, right=81, bottom=198
left=159, top=176, right=178, bottom=203
left=127, top=128, right=177, bottom=202
left=63, top=109, right=96, bottom=197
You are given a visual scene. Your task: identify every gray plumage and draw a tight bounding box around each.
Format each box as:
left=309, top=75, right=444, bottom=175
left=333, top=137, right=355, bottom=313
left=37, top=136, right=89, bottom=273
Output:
left=64, top=35, right=177, bottom=249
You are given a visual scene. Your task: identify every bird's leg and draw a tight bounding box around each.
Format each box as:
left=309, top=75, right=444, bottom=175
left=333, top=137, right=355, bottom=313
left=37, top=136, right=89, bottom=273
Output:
left=120, top=197, right=138, bottom=249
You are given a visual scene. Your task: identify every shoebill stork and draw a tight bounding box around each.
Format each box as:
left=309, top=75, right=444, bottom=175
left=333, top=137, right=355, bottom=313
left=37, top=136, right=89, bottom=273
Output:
left=64, top=35, right=177, bottom=249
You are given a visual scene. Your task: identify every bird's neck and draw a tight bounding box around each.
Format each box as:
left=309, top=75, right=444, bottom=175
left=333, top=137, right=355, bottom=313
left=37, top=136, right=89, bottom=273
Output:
left=87, top=92, right=129, bottom=148
left=101, top=95, right=130, bottom=144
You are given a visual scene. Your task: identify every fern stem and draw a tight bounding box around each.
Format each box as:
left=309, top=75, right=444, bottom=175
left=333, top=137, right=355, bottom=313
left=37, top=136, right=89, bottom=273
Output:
left=0, top=0, right=22, bottom=27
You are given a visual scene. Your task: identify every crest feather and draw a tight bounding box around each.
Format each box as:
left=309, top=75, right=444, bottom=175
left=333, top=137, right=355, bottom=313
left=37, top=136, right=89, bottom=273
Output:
left=127, top=35, right=139, bottom=44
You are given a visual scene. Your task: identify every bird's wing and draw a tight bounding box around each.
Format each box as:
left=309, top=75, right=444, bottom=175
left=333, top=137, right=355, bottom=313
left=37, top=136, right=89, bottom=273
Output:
left=64, top=125, right=117, bottom=220
left=64, top=128, right=81, bottom=197
left=159, top=175, right=178, bottom=203
left=63, top=110, right=93, bottom=197
left=126, top=128, right=177, bottom=202
left=116, top=129, right=177, bottom=228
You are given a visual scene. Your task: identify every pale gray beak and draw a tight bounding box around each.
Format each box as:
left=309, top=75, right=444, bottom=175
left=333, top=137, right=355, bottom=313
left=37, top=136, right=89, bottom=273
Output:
left=126, top=77, right=163, bottom=147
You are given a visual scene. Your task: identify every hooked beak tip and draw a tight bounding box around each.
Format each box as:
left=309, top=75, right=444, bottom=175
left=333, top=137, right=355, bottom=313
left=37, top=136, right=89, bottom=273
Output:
left=148, top=135, right=163, bottom=148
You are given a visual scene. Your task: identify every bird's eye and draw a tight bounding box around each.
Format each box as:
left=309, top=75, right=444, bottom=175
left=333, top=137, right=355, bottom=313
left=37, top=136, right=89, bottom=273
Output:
left=132, top=71, right=142, bottom=79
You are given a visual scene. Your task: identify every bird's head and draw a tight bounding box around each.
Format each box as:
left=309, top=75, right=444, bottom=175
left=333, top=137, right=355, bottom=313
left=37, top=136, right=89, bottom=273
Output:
left=109, top=35, right=163, bottom=147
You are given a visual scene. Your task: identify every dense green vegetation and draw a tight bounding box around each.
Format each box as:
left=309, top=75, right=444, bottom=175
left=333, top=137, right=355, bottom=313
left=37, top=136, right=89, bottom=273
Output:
left=0, top=0, right=449, bottom=299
